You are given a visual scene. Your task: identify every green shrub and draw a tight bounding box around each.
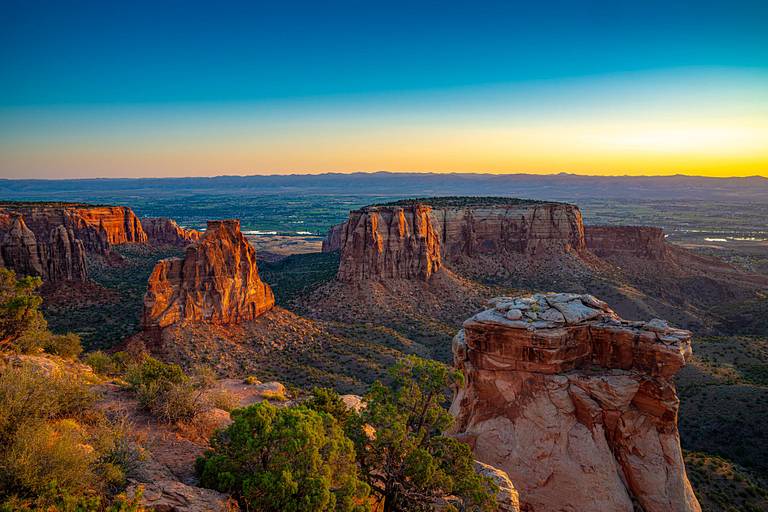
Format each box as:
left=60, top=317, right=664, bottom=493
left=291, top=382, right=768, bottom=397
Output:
left=85, top=350, right=119, bottom=376
left=354, top=355, right=496, bottom=511
left=306, top=387, right=353, bottom=426
left=197, top=401, right=370, bottom=512
left=0, top=363, right=139, bottom=509
left=127, top=357, right=210, bottom=423
left=41, top=332, right=83, bottom=358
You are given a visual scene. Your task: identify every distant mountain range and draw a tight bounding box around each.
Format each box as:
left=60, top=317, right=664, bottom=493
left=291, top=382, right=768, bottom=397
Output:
left=2, top=172, right=767, bottom=202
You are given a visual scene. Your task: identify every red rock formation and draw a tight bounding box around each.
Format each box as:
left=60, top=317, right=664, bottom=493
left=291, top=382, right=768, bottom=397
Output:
left=0, top=214, right=87, bottom=282
left=450, top=293, right=700, bottom=512
left=142, top=219, right=274, bottom=329
left=321, top=222, right=345, bottom=252
left=336, top=205, right=442, bottom=281
left=585, top=225, right=668, bottom=260
left=328, top=199, right=590, bottom=284
left=71, top=206, right=147, bottom=245
left=430, top=202, right=586, bottom=261
left=141, top=217, right=201, bottom=246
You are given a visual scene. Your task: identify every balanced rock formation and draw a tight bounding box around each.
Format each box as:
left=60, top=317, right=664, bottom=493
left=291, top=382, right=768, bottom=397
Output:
left=336, top=204, right=441, bottom=281
left=0, top=213, right=88, bottom=282
left=142, top=217, right=201, bottom=246
left=142, top=220, right=274, bottom=329
left=450, top=293, right=700, bottom=512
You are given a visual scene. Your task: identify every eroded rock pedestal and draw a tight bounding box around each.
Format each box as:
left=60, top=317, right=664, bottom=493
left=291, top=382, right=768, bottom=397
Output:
left=450, top=293, right=700, bottom=512
left=142, top=220, right=274, bottom=329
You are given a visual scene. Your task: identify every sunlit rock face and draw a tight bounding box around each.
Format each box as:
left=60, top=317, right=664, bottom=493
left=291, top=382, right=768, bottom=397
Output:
left=336, top=204, right=442, bottom=281
left=325, top=199, right=588, bottom=283
left=141, top=217, right=201, bottom=246
left=450, top=293, right=701, bottom=512
left=142, top=219, right=275, bottom=329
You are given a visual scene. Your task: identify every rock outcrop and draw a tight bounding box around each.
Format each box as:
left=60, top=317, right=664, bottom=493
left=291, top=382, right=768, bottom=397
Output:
left=450, top=293, right=700, bottom=512
left=142, top=219, right=274, bottom=329
left=0, top=213, right=88, bottom=282
left=141, top=217, right=201, bottom=246
left=70, top=206, right=147, bottom=245
left=585, top=225, right=668, bottom=260
left=336, top=204, right=442, bottom=281
left=328, top=198, right=589, bottom=283
left=0, top=202, right=152, bottom=282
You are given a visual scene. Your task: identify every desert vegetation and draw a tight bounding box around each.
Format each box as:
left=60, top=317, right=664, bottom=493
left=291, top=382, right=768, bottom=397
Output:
left=198, top=356, right=497, bottom=511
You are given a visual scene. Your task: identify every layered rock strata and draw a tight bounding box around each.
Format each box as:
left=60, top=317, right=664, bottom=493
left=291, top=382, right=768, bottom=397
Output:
left=0, top=213, right=88, bottom=282
left=450, top=293, right=700, bottom=512
left=327, top=199, right=588, bottom=282
left=336, top=205, right=442, bottom=281
left=142, top=219, right=274, bottom=329
left=141, top=217, right=201, bottom=246
left=585, top=225, right=668, bottom=260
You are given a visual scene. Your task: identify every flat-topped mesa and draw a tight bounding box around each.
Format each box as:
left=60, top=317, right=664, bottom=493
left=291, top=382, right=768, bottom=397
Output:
left=141, top=217, right=201, bottom=246
left=142, top=219, right=275, bottom=329
left=337, top=204, right=442, bottom=282
left=450, top=293, right=700, bottom=512
left=325, top=198, right=588, bottom=281
left=0, top=213, right=88, bottom=282
left=424, top=199, right=587, bottom=261
left=585, top=225, right=667, bottom=260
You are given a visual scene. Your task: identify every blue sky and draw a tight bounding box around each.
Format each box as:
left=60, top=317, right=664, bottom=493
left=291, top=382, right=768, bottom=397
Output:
left=1, top=0, right=766, bottom=177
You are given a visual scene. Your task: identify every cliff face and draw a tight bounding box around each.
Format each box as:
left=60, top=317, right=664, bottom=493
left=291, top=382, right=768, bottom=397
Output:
left=431, top=203, right=586, bottom=262
left=330, top=200, right=586, bottom=282
left=336, top=205, right=442, bottom=282
left=585, top=225, right=667, bottom=260
left=71, top=206, right=147, bottom=245
left=450, top=293, right=700, bottom=512
left=142, top=220, right=275, bottom=329
left=0, top=214, right=87, bottom=282
left=141, top=217, right=201, bottom=246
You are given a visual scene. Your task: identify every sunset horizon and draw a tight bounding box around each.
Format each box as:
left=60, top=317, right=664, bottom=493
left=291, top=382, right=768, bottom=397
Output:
left=2, top=1, right=766, bottom=179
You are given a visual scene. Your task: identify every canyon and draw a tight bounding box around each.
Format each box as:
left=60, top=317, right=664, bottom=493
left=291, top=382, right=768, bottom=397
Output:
left=142, top=219, right=275, bottom=329
left=450, top=293, right=700, bottom=512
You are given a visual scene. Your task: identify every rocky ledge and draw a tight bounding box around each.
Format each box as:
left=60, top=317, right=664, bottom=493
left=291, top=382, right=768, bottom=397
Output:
left=142, top=219, right=274, bottom=329
left=450, top=293, right=700, bottom=512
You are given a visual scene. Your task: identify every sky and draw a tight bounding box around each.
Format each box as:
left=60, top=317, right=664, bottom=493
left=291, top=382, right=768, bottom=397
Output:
left=1, top=0, right=766, bottom=179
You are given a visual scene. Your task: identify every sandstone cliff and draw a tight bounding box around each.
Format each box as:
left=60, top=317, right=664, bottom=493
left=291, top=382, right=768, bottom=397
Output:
left=585, top=225, right=668, bottom=260
left=449, top=293, right=700, bottom=512
left=71, top=206, right=147, bottom=245
left=142, top=219, right=274, bottom=328
left=0, top=213, right=88, bottom=282
left=336, top=204, right=442, bottom=281
left=329, top=198, right=589, bottom=283
left=141, top=217, right=201, bottom=246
